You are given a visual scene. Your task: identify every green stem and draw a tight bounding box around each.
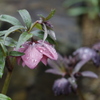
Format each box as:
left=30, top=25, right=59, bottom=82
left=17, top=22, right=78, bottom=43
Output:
left=1, top=71, right=12, bottom=94
left=76, top=88, right=86, bottom=100
left=28, top=21, right=38, bottom=32
left=1, top=57, right=14, bottom=94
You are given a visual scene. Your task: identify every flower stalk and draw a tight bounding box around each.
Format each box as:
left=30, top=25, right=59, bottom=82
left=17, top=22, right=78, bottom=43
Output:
left=76, top=88, right=86, bottom=100
left=1, top=57, right=14, bottom=94
left=1, top=71, right=12, bottom=94
left=28, top=21, right=39, bottom=32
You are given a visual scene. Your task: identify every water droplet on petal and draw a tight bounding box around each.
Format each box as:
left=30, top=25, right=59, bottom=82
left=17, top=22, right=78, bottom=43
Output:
left=72, top=79, right=75, bottom=83
left=34, top=60, right=37, bottom=62
left=40, top=50, right=43, bottom=52
left=31, top=59, right=37, bottom=62
left=27, top=57, right=29, bottom=59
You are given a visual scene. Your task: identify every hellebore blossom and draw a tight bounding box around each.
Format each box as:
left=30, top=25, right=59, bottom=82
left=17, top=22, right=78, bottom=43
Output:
left=72, top=47, right=97, bottom=74
left=15, top=40, right=58, bottom=69
left=46, top=53, right=98, bottom=95
left=73, top=44, right=100, bottom=68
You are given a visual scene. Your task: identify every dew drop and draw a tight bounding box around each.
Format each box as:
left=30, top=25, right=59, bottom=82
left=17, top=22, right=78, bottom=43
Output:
left=34, top=60, right=37, bottom=62
left=32, top=59, right=37, bottom=62
left=40, top=50, right=43, bottom=52
left=71, top=79, right=75, bottom=83
left=26, top=57, right=29, bottom=59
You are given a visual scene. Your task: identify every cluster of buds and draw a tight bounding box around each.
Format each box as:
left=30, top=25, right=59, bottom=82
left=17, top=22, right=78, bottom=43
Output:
left=46, top=42, right=100, bottom=95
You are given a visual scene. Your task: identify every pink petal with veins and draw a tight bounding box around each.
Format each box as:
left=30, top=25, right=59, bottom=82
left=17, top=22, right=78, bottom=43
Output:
left=41, top=56, right=48, bottom=65
left=22, top=45, right=43, bottom=69
left=36, top=41, right=58, bottom=60
left=22, top=62, right=26, bottom=67
left=14, top=41, right=31, bottom=65
left=18, top=41, right=32, bottom=52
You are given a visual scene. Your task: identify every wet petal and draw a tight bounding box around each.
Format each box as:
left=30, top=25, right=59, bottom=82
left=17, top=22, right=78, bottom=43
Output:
left=22, top=45, right=43, bottom=69
left=14, top=41, right=32, bottom=66
left=81, top=71, right=98, bottom=78
left=36, top=41, right=58, bottom=60
left=16, top=57, right=22, bottom=65
left=15, top=41, right=31, bottom=53
left=41, top=56, right=48, bottom=65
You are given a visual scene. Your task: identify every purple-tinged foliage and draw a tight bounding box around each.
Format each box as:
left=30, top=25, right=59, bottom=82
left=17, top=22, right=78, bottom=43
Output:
left=81, top=71, right=98, bottom=78
left=72, top=47, right=97, bottom=74
left=46, top=52, right=98, bottom=95
left=44, top=21, right=53, bottom=28
left=46, top=54, right=67, bottom=76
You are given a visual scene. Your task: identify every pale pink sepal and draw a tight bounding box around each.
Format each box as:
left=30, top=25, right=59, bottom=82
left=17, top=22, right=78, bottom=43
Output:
left=22, top=45, right=43, bottom=69
left=41, top=56, right=48, bottom=65
left=36, top=41, right=58, bottom=60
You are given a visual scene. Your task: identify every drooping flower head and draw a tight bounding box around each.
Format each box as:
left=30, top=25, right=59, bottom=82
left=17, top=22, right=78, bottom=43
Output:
left=53, top=78, right=73, bottom=95
left=15, top=40, right=58, bottom=69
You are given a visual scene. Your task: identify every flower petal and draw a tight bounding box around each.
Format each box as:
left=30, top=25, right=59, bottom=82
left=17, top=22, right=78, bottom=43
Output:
left=16, top=57, right=22, bottom=65
left=22, top=45, right=43, bottom=69
left=22, top=61, right=26, bottom=67
left=45, top=69, right=66, bottom=76
left=41, top=55, right=48, bottom=65
left=36, top=41, right=58, bottom=60
left=81, top=71, right=98, bottom=78
left=73, top=47, right=96, bottom=61
left=15, top=41, right=31, bottom=52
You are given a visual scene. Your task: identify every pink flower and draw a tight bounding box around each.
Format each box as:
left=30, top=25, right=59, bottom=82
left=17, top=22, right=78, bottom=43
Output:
left=16, top=40, right=58, bottom=69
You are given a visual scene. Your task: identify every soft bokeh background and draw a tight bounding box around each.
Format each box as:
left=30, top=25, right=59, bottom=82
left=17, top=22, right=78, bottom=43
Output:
left=0, top=0, right=100, bottom=100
